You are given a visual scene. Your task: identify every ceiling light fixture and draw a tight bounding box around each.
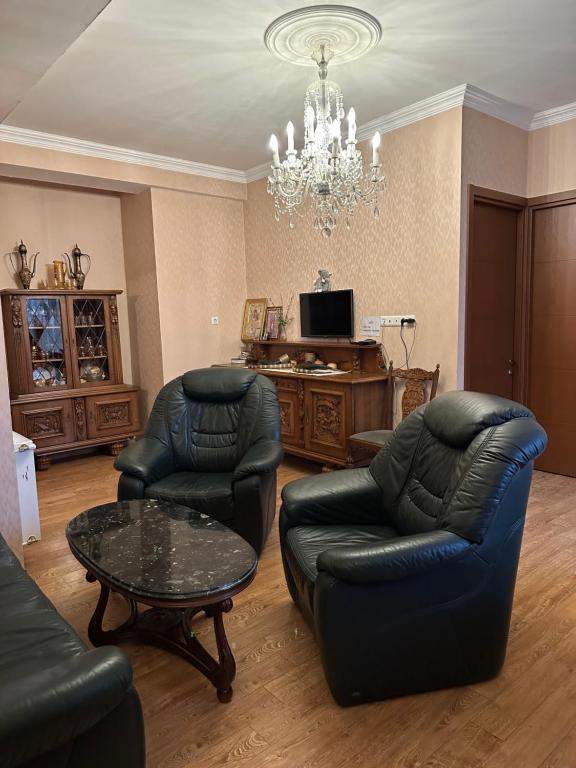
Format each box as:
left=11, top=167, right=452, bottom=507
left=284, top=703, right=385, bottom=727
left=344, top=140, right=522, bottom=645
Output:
left=264, top=5, right=385, bottom=238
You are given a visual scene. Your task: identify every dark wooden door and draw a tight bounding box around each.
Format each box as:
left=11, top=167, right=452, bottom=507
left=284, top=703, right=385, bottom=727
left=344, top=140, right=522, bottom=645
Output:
left=528, top=196, right=576, bottom=476
left=465, top=190, right=525, bottom=398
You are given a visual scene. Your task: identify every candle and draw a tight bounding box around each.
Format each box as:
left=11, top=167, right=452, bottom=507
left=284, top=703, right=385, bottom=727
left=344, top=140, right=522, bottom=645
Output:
left=372, top=131, right=381, bottom=165
left=287, top=121, right=295, bottom=153
left=269, top=134, right=280, bottom=167
left=331, top=120, right=341, bottom=157
left=347, top=107, right=356, bottom=143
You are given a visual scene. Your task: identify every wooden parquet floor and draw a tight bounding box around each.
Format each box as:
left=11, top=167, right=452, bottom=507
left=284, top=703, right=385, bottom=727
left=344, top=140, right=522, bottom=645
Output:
left=27, top=455, right=576, bottom=768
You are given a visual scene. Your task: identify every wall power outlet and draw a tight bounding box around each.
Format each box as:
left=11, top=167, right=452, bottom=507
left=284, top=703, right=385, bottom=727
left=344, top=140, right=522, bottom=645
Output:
left=380, top=315, right=416, bottom=327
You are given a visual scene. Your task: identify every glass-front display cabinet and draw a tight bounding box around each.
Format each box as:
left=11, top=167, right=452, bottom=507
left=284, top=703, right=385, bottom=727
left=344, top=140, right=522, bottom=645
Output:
left=1, top=289, right=140, bottom=469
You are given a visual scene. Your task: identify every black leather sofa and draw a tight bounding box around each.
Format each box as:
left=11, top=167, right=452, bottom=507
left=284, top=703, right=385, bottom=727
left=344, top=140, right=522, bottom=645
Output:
left=280, top=391, right=547, bottom=706
left=115, top=368, right=283, bottom=555
left=0, top=534, right=145, bottom=768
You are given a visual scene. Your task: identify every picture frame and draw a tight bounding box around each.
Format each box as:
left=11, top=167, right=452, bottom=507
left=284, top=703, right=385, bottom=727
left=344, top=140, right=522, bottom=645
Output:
left=263, top=306, right=282, bottom=340
left=241, top=298, right=268, bottom=342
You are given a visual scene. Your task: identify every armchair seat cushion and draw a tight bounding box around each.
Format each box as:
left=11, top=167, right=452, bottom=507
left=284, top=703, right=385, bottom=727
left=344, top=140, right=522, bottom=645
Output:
left=145, top=472, right=234, bottom=522
left=284, top=525, right=399, bottom=619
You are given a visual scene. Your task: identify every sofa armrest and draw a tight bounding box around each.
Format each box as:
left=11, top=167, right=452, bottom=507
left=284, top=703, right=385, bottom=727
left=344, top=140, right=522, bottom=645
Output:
left=280, top=468, right=383, bottom=532
left=0, top=647, right=134, bottom=768
left=317, top=530, right=472, bottom=583
left=114, top=437, right=173, bottom=484
left=233, top=440, right=283, bottom=482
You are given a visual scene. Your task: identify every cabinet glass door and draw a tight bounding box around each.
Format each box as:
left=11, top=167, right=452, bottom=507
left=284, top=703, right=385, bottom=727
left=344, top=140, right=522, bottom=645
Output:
left=72, top=298, right=111, bottom=385
left=25, top=297, right=69, bottom=391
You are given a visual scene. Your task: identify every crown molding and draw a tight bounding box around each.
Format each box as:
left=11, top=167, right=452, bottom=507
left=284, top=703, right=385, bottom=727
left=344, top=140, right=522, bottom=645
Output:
left=530, top=100, right=576, bottom=130
left=2, top=87, right=576, bottom=188
left=356, top=84, right=468, bottom=142
left=462, top=85, right=533, bottom=129
left=0, top=124, right=247, bottom=184
left=244, top=161, right=271, bottom=183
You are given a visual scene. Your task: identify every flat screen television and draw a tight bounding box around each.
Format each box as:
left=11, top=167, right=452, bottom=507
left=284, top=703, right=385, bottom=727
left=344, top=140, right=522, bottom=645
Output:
left=299, top=289, right=354, bottom=338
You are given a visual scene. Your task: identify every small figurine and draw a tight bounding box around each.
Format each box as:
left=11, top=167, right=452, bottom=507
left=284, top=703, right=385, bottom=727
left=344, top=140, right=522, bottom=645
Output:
left=313, top=269, right=332, bottom=292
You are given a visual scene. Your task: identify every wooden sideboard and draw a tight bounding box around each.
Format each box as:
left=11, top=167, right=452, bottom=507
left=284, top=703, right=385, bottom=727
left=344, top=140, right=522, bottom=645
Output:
left=1, top=289, right=141, bottom=468
left=246, top=340, right=393, bottom=468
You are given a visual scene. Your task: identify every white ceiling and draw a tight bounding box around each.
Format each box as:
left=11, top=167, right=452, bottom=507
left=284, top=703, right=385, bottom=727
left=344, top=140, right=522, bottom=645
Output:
left=1, top=0, right=575, bottom=171
left=0, top=0, right=110, bottom=121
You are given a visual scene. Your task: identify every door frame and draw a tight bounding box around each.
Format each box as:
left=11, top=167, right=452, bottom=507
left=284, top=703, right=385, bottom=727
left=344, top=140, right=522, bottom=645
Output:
left=464, top=185, right=529, bottom=401
left=524, top=188, right=576, bottom=407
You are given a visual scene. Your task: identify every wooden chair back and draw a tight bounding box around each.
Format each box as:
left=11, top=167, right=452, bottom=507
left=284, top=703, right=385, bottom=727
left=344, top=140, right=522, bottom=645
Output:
left=392, top=364, right=440, bottom=421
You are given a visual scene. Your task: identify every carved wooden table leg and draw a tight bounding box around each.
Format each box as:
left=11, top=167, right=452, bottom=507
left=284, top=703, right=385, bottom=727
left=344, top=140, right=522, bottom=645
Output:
left=182, top=598, right=236, bottom=702
left=88, top=580, right=138, bottom=646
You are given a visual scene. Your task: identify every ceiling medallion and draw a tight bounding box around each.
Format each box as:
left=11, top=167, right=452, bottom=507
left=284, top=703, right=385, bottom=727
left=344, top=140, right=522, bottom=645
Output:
left=265, top=6, right=386, bottom=237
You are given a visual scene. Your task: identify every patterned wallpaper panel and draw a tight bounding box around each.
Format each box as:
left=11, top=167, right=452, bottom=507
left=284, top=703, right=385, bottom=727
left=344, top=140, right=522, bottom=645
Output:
left=528, top=119, right=576, bottom=197
left=151, top=188, right=248, bottom=384
left=245, top=109, right=463, bottom=392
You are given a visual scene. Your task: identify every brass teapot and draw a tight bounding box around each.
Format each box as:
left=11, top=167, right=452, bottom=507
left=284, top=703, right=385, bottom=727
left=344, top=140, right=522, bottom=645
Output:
left=10, top=240, right=38, bottom=290
left=63, top=243, right=91, bottom=290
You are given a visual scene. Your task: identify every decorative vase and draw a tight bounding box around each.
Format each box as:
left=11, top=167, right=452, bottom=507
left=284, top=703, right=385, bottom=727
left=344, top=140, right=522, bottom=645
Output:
left=279, top=324, right=287, bottom=341
left=52, top=260, right=67, bottom=289
left=10, top=241, right=38, bottom=289
left=63, top=244, right=91, bottom=290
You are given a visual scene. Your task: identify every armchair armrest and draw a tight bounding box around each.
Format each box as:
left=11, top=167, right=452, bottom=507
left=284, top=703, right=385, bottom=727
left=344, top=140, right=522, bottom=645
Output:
left=233, top=440, right=283, bottom=482
left=280, top=468, right=383, bottom=531
left=0, top=647, right=134, bottom=768
left=317, top=530, right=472, bottom=583
left=114, top=436, right=173, bottom=484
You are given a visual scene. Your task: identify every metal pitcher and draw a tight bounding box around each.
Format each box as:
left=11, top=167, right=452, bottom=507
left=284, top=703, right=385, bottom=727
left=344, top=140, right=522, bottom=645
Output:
left=10, top=240, right=38, bottom=289
left=63, top=243, right=91, bottom=290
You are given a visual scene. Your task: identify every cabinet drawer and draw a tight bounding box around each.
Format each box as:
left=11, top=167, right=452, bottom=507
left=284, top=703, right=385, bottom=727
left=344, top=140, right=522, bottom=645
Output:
left=85, top=391, right=140, bottom=439
left=12, top=398, right=75, bottom=448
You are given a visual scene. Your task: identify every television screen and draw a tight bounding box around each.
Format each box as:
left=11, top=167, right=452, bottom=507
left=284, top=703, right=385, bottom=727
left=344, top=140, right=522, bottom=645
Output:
left=299, top=289, right=354, bottom=338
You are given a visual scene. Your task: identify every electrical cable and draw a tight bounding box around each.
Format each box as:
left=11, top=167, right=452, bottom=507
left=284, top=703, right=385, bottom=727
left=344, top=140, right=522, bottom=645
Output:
left=399, top=321, right=416, bottom=369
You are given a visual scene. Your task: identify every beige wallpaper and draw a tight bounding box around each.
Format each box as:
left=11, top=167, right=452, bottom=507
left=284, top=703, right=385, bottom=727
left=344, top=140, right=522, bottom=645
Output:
left=0, top=179, right=132, bottom=383
left=121, top=189, right=164, bottom=417
left=458, top=108, right=529, bottom=386
left=151, top=188, right=248, bottom=383
left=527, top=118, right=576, bottom=197
left=0, top=312, right=22, bottom=561
left=245, top=108, right=463, bottom=391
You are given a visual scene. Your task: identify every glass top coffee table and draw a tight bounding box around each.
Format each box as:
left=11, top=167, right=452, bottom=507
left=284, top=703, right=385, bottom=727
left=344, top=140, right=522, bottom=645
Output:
left=66, top=499, right=257, bottom=702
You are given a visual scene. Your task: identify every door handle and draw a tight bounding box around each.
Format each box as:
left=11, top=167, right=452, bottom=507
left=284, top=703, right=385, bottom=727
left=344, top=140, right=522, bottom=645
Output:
left=507, top=359, right=515, bottom=376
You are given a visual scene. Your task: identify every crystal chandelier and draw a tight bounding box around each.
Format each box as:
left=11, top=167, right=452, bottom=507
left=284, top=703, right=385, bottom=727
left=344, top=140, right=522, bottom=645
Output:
left=267, top=41, right=385, bottom=238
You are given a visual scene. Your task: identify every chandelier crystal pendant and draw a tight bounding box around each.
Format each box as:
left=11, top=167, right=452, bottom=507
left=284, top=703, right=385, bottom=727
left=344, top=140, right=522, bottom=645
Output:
left=265, top=7, right=386, bottom=238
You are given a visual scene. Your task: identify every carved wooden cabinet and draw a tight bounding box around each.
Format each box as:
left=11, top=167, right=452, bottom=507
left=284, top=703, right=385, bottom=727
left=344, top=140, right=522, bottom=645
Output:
left=1, top=289, right=141, bottom=468
left=253, top=340, right=394, bottom=468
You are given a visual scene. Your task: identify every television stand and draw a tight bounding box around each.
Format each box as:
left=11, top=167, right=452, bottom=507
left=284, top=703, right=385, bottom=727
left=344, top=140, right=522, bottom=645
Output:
left=245, top=340, right=394, bottom=468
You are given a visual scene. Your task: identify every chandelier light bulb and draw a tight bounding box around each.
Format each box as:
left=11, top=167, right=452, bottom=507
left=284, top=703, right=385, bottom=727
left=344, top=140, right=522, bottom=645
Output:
left=372, top=131, right=381, bottom=165
left=269, top=134, right=280, bottom=167
left=347, top=107, right=356, bottom=143
left=286, top=121, right=295, bottom=153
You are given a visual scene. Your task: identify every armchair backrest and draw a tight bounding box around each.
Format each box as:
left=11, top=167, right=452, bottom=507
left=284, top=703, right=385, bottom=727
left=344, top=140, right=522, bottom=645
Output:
left=145, top=368, right=280, bottom=473
left=369, top=391, right=547, bottom=546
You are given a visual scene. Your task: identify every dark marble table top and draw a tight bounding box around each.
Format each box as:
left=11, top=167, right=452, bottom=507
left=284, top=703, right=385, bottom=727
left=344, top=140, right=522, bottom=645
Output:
left=66, top=500, right=257, bottom=602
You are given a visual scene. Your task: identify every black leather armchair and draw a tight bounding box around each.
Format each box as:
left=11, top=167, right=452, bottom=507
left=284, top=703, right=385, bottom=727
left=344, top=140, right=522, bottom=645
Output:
left=0, top=534, right=144, bottom=768
left=115, top=368, right=283, bottom=554
left=280, top=391, right=547, bottom=706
